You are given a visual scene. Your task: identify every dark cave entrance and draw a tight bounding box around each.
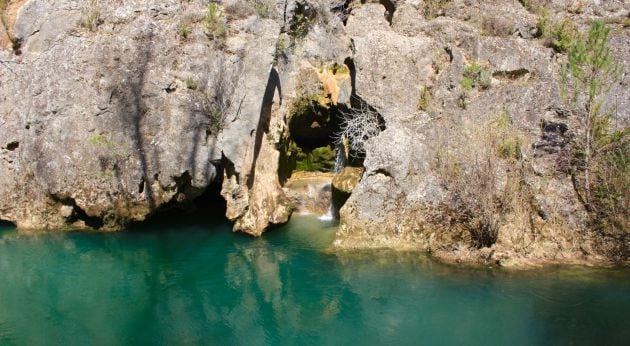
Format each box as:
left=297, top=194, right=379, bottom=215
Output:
left=0, top=219, right=16, bottom=229
left=128, top=167, right=228, bottom=231
left=278, top=90, right=386, bottom=185
left=279, top=96, right=357, bottom=184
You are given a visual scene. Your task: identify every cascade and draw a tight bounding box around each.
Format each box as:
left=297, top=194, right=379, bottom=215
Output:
left=318, top=142, right=346, bottom=221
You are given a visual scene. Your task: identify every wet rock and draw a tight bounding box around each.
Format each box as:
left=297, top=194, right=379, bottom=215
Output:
left=283, top=171, right=333, bottom=216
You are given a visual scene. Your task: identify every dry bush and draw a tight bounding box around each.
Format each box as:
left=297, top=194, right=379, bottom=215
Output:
left=202, top=58, right=244, bottom=133
left=81, top=0, right=101, bottom=32
left=433, top=110, right=531, bottom=248
left=334, top=100, right=383, bottom=159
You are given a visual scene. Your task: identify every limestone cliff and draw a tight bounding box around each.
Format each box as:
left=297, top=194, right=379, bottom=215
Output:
left=0, top=0, right=628, bottom=265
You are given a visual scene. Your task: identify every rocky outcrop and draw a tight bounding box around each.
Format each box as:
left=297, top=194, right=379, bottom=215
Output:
left=334, top=0, right=630, bottom=265
left=331, top=166, right=363, bottom=210
left=0, top=0, right=289, bottom=233
left=0, top=0, right=628, bottom=265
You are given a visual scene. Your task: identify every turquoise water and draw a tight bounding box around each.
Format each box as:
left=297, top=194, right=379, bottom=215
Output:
left=1, top=216, right=629, bottom=345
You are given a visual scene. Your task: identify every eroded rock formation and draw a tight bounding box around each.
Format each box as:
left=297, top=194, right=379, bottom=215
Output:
left=0, top=0, right=628, bottom=265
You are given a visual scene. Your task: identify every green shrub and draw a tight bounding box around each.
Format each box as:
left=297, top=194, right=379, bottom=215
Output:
left=289, top=13, right=311, bottom=38
left=185, top=77, right=197, bottom=90
left=494, top=108, right=523, bottom=160
left=295, top=145, right=336, bottom=172
left=537, top=9, right=577, bottom=53
left=273, top=36, right=289, bottom=64
left=204, top=3, right=226, bottom=42
left=461, top=60, right=491, bottom=91
left=178, top=22, right=191, bottom=40
left=560, top=20, right=626, bottom=248
left=518, top=0, right=549, bottom=13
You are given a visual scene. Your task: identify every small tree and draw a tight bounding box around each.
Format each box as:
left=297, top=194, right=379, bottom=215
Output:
left=561, top=20, right=622, bottom=210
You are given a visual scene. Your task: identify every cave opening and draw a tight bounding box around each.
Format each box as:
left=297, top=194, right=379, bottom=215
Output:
left=0, top=219, right=16, bottom=229
left=128, top=168, right=228, bottom=231
left=279, top=96, right=367, bottom=184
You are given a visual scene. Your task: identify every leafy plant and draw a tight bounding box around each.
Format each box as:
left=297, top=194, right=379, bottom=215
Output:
left=273, top=36, right=289, bottom=64
left=518, top=0, right=549, bottom=13
left=537, top=9, right=577, bottom=53
left=461, top=60, right=491, bottom=91
left=289, top=13, right=311, bottom=38
left=493, top=108, right=522, bottom=160
left=295, top=145, right=336, bottom=172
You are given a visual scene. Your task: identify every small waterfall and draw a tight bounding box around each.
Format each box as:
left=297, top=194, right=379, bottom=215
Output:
left=318, top=142, right=346, bottom=221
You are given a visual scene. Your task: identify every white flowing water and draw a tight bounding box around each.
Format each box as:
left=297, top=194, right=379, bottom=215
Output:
left=319, top=143, right=346, bottom=221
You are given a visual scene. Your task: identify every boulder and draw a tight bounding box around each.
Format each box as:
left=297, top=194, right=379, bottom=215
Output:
left=331, top=167, right=363, bottom=210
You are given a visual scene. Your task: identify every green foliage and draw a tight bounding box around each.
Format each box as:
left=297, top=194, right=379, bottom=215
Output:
left=185, top=77, right=197, bottom=90
left=562, top=21, right=621, bottom=108
left=89, top=134, right=110, bottom=147
left=293, top=94, right=320, bottom=116
left=178, top=22, right=191, bottom=40
left=204, top=3, right=226, bottom=42
left=494, top=110, right=522, bottom=160
left=289, top=13, right=311, bottom=38
left=253, top=0, right=275, bottom=19
left=519, top=0, right=549, bottom=13
left=89, top=134, right=128, bottom=158
left=548, top=19, right=577, bottom=53
left=417, top=85, right=431, bottom=111
left=461, top=60, right=491, bottom=91
left=202, top=94, right=225, bottom=133
left=561, top=20, right=626, bottom=241
left=295, top=145, right=336, bottom=172
left=537, top=9, right=577, bottom=53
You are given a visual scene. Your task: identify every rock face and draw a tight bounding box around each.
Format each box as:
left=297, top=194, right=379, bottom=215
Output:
left=0, top=0, right=628, bottom=265
left=334, top=0, right=630, bottom=265
left=331, top=166, right=363, bottom=210
left=0, top=0, right=287, bottom=234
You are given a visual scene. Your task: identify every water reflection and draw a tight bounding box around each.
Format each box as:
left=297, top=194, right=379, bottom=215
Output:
left=0, top=216, right=629, bottom=345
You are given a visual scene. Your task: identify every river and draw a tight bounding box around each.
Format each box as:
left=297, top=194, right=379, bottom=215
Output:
left=0, top=215, right=629, bottom=345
